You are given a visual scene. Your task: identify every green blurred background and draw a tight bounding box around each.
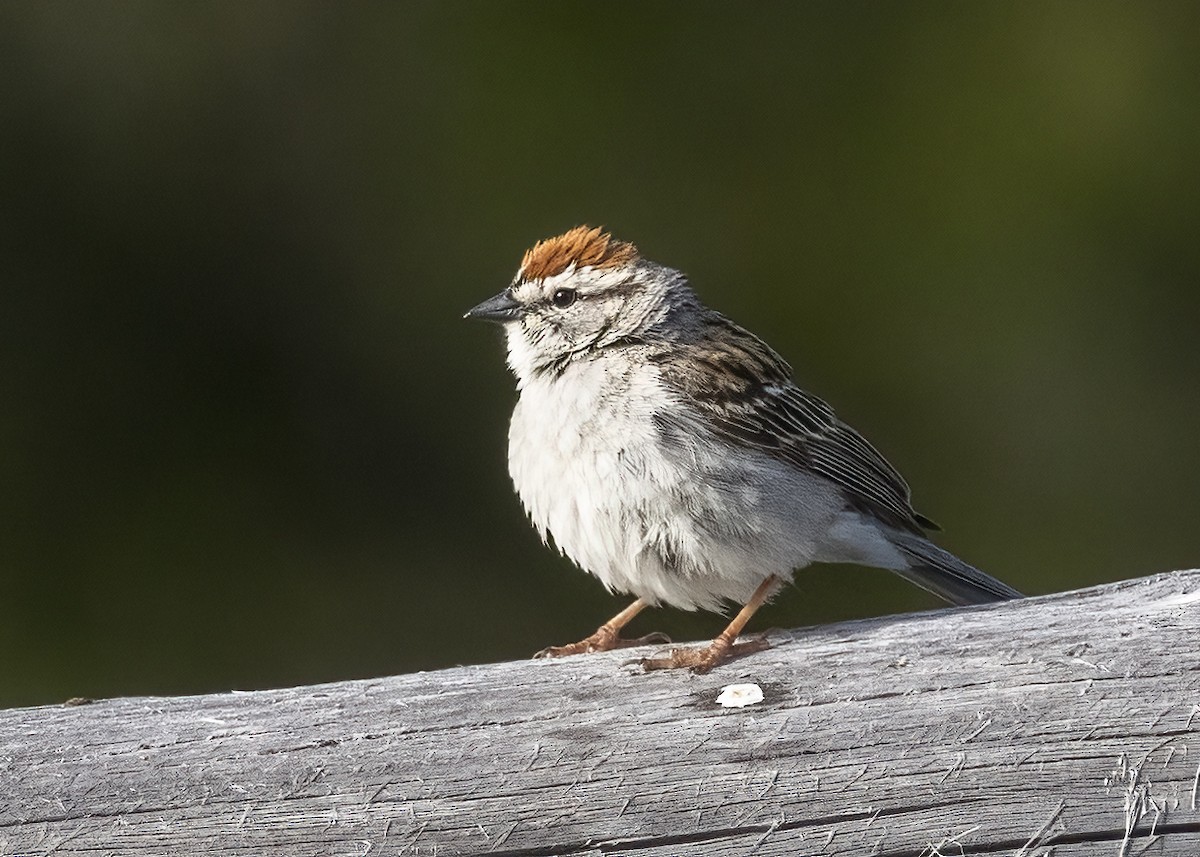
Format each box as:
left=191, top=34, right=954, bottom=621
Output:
left=2, top=3, right=1198, bottom=709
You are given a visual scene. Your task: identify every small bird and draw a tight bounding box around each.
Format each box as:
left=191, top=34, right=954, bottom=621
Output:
left=466, top=226, right=1022, bottom=673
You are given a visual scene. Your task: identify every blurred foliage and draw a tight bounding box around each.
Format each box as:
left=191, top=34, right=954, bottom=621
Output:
left=1, top=2, right=1198, bottom=709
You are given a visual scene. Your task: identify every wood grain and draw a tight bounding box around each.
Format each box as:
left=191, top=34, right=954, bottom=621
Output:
left=3, top=570, right=1199, bottom=856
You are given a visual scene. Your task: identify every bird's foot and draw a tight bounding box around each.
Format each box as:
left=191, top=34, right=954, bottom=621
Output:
left=534, top=629, right=671, bottom=659
left=634, top=635, right=771, bottom=674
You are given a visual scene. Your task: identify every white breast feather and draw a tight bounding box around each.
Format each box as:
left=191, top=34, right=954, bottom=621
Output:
left=505, top=342, right=846, bottom=611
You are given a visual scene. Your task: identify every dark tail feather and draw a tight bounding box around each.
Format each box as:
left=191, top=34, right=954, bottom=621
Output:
left=888, top=531, right=1023, bottom=605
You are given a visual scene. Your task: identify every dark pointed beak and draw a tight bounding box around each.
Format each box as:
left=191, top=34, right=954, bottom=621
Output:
left=463, top=289, right=522, bottom=323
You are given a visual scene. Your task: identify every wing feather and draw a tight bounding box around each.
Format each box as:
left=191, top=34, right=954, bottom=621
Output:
left=651, top=314, right=932, bottom=535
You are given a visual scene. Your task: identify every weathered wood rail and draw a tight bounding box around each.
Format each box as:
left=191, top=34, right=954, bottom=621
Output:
left=2, top=571, right=1199, bottom=856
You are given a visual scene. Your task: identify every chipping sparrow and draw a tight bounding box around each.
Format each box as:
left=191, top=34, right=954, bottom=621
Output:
left=466, top=226, right=1022, bottom=673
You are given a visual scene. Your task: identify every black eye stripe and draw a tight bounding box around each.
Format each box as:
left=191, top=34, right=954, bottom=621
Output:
left=552, top=288, right=577, bottom=308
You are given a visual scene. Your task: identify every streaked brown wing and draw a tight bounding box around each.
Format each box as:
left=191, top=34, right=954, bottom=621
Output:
left=651, top=314, right=932, bottom=536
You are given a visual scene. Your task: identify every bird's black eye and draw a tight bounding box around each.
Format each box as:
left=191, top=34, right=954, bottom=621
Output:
left=551, top=288, right=576, bottom=308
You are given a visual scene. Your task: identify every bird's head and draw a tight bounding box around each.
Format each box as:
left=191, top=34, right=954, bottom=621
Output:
left=465, top=226, right=694, bottom=384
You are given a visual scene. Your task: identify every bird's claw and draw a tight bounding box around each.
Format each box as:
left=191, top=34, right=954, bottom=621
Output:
left=534, top=630, right=672, bottom=659
left=632, top=636, right=772, bottom=674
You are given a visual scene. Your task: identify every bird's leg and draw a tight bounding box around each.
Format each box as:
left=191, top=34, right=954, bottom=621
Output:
left=534, top=598, right=671, bottom=659
left=638, top=575, right=780, bottom=674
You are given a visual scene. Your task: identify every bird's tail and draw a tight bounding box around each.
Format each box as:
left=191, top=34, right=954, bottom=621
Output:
left=887, top=530, right=1023, bottom=605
